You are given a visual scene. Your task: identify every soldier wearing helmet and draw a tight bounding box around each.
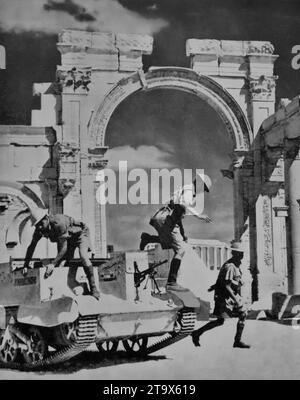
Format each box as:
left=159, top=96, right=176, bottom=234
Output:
left=23, top=209, right=100, bottom=300
left=139, top=174, right=212, bottom=292
left=191, top=241, right=250, bottom=349
left=140, top=202, right=188, bottom=291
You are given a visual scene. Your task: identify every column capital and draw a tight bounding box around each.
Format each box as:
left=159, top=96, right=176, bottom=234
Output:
left=88, top=158, right=108, bottom=171
left=56, top=66, right=92, bottom=94
left=248, top=75, right=277, bottom=102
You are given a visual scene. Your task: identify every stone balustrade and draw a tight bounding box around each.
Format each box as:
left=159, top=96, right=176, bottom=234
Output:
left=188, top=239, right=231, bottom=270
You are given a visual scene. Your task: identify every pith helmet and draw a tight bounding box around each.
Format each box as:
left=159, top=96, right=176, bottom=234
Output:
left=31, top=208, right=48, bottom=226
left=174, top=203, right=187, bottom=214
left=230, top=241, right=245, bottom=253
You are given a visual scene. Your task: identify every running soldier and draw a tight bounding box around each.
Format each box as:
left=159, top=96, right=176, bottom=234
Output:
left=191, top=242, right=250, bottom=348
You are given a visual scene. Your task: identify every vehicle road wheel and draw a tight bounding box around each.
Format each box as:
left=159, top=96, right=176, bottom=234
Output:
left=0, top=329, right=19, bottom=363
left=122, top=337, right=148, bottom=356
left=21, top=326, right=48, bottom=365
left=96, top=339, right=119, bottom=354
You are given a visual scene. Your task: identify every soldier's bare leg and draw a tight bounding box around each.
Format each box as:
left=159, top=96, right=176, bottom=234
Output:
left=233, top=312, right=250, bottom=348
left=191, top=318, right=225, bottom=347
left=78, top=241, right=100, bottom=300
left=65, top=245, right=79, bottom=290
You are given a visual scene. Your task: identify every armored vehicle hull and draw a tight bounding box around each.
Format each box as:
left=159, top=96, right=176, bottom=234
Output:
left=0, top=251, right=209, bottom=369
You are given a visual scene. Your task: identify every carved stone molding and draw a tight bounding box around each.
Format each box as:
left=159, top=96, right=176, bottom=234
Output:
left=246, top=42, right=275, bottom=55
left=273, top=206, right=289, bottom=218
left=58, top=30, right=153, bottom=56
left=262, top=196, right=273, bottom=268
left=88, top=158, right=108, bottom=170
left=58, top=178, right=76, bottom=197
left=186, top=39, right=221, bottom=56
left=57, top=142, right=79, bottom=162
left=57, top=67, right=92, bottom=93
left=186, top=39, right=275, bottom=57
left=249, top=75, right=278, bottom=101
left=249, top=75, right=277, bottom=101
left=116, top=33, right=153, bottom=55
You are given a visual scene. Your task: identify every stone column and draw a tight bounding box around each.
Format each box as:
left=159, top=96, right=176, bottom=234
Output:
left=84, top=154, right=108, bottom=258
left=285, top=144, right=300, bottom=294
left=214, top=247, right=218, bottom=269
left=247, top=43, right=278, bottom=136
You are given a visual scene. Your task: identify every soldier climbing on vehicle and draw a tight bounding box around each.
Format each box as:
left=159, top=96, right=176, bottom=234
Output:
left=23, top=209, right=100, bottom=300
left=139, top=174, right=212, bottom=292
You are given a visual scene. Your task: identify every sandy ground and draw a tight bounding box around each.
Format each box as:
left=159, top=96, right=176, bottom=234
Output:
left=0, top=319, right=299, bottom=380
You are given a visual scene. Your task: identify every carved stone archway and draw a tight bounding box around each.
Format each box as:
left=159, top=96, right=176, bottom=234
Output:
left=0, top=181, right=46, bottom=261
left=87, top=66, right=254, bottom=270
left=89, top=67, right=253, bottom=151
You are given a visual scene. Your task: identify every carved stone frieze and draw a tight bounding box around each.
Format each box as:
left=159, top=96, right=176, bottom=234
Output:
left=246, top=42, right=275, bottom=55
left=88, top=158, right=108, bottom=170
left=57, top=67, right=92, bottom=92
left=57, top=142, right=80, bottom=163
left=262, top=196, right=273, bottom=268
left=249, top=75, right=277, bottom=101
left=116, top=33, right=153, bottom=55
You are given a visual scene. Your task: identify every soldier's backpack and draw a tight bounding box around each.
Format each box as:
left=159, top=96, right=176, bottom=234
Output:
left=149, top=205, right=172, bottom=230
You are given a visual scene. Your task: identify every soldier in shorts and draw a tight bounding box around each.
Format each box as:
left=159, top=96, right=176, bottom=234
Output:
left=140, top=203, right=188, bottom=291
left=191, top=242, right=250, bottom=348
left=23, top=209, right=100, bottom=300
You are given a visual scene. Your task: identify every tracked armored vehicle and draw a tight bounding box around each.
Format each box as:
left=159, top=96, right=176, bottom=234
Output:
left=0, top=249, right=210, bottom=370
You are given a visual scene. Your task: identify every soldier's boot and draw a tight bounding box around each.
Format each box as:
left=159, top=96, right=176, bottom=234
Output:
left=233, top=321, right=250, bottom=349
left=166, top=258, right=187, bottom=292
left=83, top=265, right=100, bottom=300
left=191, top=318, right=224, bottom=347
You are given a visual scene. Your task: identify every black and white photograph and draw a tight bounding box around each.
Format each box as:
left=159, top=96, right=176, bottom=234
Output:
left=0, top=0, right=300, bottom=382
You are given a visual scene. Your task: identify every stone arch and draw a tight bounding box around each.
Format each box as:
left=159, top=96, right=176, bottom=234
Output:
left=0, top=181, right=46, bottom=251
left=89, top=67, right=253, bottom=150
left=0, top=181, right=45, bottom=211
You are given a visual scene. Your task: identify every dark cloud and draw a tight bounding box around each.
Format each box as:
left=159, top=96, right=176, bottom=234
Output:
left=121, top=0, right=300, bottom=99
left=43, top=0, right=96, bottom=22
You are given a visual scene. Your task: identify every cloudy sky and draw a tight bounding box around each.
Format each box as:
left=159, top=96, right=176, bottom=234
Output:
left=0, top=0, right=300, bottom=251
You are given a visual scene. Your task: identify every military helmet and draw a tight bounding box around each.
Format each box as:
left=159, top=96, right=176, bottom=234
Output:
left=230, top=241, right=245, bottom=253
